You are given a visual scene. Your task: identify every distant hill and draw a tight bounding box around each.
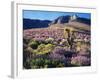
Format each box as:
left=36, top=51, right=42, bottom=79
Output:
left=23, top=19, right=51, bottom=29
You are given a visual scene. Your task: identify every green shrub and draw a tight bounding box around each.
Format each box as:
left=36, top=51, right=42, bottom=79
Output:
left=30, top=58, right=50, bottom=68
left=28, top=40, right=39, bottom=49
left=35, top=44, right=55, bottom=55
left=30, top=58, right=64, bottom=69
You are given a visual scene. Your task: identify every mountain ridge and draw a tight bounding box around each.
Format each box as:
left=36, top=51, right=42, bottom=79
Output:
left=23, top=15, right=91, bottom=29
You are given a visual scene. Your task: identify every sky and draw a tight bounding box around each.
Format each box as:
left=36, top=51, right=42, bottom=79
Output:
left=23, top=10, right=91, bottom=20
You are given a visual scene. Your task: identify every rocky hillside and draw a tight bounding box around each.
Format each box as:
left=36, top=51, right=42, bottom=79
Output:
left=50, top=15, right=91, bottom=25
left=49, top=15, right=91, bottom=32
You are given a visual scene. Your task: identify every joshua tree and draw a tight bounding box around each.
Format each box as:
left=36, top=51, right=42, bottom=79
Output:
left=64, top=28, right=75, bottom=50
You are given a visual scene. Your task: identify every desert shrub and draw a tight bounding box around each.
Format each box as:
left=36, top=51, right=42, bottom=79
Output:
left=64, top=51, right=76, bottom=59
left=49, top=47, right=66, bottom=61
left=35, top=44, right=55, bottom=55
left=45, top=44, right=55, bottom=51
left=52, top=46, right=66, bottom=55
left=30, top=58, right=65, bottom=69
left=37, top=44, right=45, bottom=51
left=23, top=59, right=31, bottom=69
left=30, top=58, right=51, bottom=68
left=49, top=60, right=64, bottom=67
left=78, top=50, right=91, bottom=57
left=30, top=58, right=45, bottom=68
left=34, top=38, right=45, bottom=44
left=71, top=55, right=90, bottom=66
left=49, top=53, right=66, bottom=62
left=45, top=37, right=54, bottom=44
left=23, top=38, right=30, bottom=44
left=23, top=49, right=33, bottom=69
left=28, top=40, right=39, bottom=49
